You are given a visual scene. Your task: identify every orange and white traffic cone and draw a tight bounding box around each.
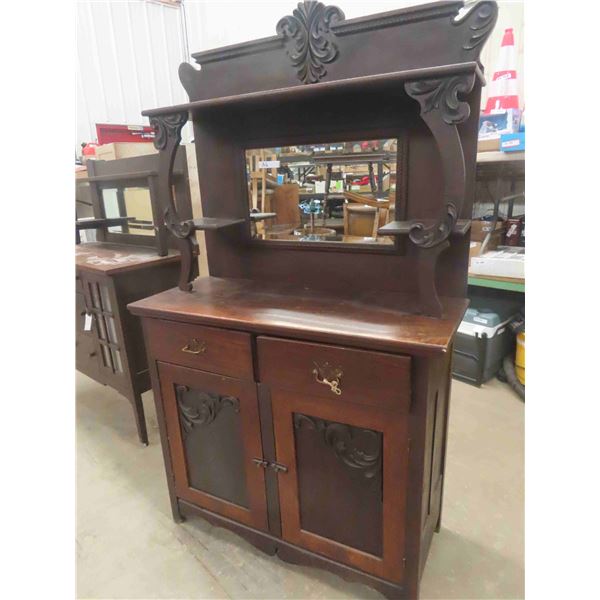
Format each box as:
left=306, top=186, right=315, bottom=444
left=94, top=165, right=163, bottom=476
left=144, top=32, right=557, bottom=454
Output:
left=484, top=28, right=519, bottom=113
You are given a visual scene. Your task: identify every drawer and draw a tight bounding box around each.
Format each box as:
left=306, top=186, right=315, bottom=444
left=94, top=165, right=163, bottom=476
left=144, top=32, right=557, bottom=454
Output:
left=257, top=336, right=411, bottom=412
left=143, top=318, right=254, bottom=380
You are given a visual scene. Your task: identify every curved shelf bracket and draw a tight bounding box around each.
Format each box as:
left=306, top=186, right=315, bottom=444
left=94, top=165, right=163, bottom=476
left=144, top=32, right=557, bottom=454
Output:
left=404, top=72, right=476, bottom=317
left=404, top=72, right=475, bottom=249
left=150, top=111, right=199, bottom=291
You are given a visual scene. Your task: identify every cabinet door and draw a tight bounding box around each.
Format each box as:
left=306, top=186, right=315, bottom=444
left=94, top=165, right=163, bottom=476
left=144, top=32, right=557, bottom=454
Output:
left=75, top=284, right=101, bottom=380
left=272, top=390, right=409, bottom=583
left=82, top=274, right=125, bottom=379
left=158, top=362, right=268, bottom=531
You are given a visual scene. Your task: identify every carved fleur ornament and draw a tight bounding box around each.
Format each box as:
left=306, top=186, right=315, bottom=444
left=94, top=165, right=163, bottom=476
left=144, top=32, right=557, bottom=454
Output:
left=276, top=1, right=344, bottom=84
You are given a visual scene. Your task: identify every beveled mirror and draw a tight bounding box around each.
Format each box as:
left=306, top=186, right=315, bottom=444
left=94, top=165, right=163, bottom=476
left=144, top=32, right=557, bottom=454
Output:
left=245, top=139, right=398, bottom=246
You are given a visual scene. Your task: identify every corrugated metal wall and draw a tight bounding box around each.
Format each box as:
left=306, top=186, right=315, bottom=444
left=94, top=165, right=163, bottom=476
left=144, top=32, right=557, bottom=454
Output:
left=76, top=1, right=524, bottom=150
left=76, top=0, right=189, bottom=148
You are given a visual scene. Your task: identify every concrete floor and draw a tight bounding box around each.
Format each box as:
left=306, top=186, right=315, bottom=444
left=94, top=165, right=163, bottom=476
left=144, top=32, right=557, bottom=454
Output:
left=76, top=372, right=524, bottom=600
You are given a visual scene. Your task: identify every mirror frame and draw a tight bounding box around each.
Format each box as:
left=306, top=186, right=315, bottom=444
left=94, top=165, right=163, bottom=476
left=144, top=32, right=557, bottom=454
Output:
left=240, top=130, right=408, bottom=254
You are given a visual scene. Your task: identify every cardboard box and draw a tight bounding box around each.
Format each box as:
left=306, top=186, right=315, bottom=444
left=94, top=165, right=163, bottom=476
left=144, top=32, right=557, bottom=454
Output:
left=470, top=247, right=525, bottom=279
left=471, top=219, right=505, bottom=242
left=478, top=109, right=521, bottom=140
left=468, top=231, right=502, bottom=267
left=500, top=132, right=525, bottom=153
left=477, top=138, right=500, bottom=152
left=469, top=241, right=483, bottom=264
left=94, top=142, right=157, bottom=161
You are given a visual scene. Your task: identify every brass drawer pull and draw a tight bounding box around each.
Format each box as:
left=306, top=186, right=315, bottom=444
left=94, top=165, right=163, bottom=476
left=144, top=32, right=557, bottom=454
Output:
left=181, top=338, right=207, bottom=355
left=312, top=361, right=343, bottom=396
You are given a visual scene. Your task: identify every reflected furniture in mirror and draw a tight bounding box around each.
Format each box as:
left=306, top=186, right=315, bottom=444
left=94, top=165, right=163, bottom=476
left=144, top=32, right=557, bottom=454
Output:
left=128, top=1, right=497, bottom=597
left=76, top=149, right=194, bottom=444
left=245, top=140, right=397, bottom=244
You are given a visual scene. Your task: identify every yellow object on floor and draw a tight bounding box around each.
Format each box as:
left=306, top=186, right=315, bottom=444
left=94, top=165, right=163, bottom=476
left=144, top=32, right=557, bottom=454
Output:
left=515, top=331, right=525, bottom=385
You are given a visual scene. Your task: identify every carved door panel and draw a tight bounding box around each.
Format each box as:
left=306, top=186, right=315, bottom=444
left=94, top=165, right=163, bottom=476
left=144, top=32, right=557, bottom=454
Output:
left=158, top=362, right=268, bottom=531
left=272, top=389, right=409, bottom=583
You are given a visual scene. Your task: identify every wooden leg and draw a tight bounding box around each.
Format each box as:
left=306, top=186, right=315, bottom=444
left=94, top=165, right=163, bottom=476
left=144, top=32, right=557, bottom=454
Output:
left=131, top=390, right=149, bottom=446
left=368, top=161, right=376, bottom=193
left=145, top=350, right=184, bottom=522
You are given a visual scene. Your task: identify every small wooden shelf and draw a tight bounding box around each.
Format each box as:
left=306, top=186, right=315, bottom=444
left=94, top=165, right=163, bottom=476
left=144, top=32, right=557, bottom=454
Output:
left=76, top=217, right=133, bottom=230
left=191, top=217, right=246, bottom=230
left=249, top=212, right=277, bottom=221
left=378, top=219, right=471, bottom=237
left=468, top=274, right=525, bottom=293
left=476, top=151, right=524, bottom=164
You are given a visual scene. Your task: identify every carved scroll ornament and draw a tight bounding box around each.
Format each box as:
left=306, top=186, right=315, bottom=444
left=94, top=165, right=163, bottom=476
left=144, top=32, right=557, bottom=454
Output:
left=151, top=112, right=188, bottom=151
left=454, top=0, right=499, bottom=53
left=294, top=414, right=382, bottom=480
left=176, top=385, right=240, bottom=436
left=276, top=1, right=344, bottom=84
left=150, top=111, right=198, bottom=291
left=149, top=111, right=195, bottom=240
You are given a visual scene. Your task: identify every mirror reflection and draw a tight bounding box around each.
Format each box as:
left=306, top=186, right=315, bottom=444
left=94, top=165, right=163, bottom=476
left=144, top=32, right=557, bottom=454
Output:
left=245, top=139, right=397, bottom=245
left=101, top=186, right=155, bottom=236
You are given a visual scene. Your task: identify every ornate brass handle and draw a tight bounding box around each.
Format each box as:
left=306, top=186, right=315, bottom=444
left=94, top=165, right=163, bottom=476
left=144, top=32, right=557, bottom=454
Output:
left=181, top=338, right=207, bottom=355
left=312, top=361, right=343, bottom=396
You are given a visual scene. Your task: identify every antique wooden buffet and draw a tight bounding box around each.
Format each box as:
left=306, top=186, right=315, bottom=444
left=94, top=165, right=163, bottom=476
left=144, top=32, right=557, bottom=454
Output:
left=128, top=1, right=497, bottom=597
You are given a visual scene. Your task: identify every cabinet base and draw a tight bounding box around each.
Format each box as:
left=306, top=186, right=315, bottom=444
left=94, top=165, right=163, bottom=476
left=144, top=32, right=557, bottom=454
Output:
left=178, top=499, right=408, bottom=600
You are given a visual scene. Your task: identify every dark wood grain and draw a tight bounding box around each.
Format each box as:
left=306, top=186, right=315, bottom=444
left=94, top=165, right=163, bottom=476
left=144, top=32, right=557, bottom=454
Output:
left=256, top=383, right=282, bottom=537
left=271, top=389, right=408, bottom=583
left=157, top=362, right=269, bottom=531
left=76, top=242, right=181, bottom=275
left=143, top=318, right=253, bottom=380
left=128, top=276, right=468, bottom=357
left=257, top=336, right=411, bottom=412
left=76, top=257, right=184, bottom=444
left=191, top=217, right=246, bottom=230
left=85, top=148, right=192, bottom=256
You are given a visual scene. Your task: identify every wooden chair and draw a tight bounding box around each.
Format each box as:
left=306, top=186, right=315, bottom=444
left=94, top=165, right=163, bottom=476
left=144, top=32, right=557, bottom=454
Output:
left=265, top=183, right=301, bottom=235
left=343, top=190, right=390, bottom=209
left=81, top=149, right=192, bottom=256
left=343, top=204, right=389, bottom=238
left=247, top=150, right=278, bottom=212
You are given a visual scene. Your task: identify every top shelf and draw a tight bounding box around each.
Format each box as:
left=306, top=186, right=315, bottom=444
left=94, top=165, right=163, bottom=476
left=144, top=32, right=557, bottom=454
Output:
left=477, top=151, right=525, bottom=164
left=143, top=62, right=484, bottom=117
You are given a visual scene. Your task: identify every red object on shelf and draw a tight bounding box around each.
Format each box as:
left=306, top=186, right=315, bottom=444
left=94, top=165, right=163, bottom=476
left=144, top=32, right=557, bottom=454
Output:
left=95, top=123, right=156, bottom=145
left=484, top=28, right=520, bottom=113
left=82, top=142, right=98, bottom=156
